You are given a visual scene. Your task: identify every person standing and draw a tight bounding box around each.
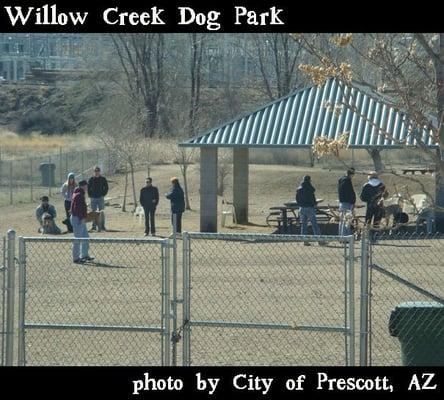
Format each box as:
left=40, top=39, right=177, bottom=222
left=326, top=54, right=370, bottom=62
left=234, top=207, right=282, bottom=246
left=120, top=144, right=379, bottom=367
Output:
left=337, top=168, right=356, bottom=236
left=296, top=175, right=324, bottom=246
left=70, top=180, right=94, bottom=264
left=360, top=172, right=388, bottom=239
left=87, top=166, right=109, bottom=231
left=140, top=177, right=159, bottom=236
left=61, top=172, right=76, bottom=233
left=165, top=177, right=185, bottom=234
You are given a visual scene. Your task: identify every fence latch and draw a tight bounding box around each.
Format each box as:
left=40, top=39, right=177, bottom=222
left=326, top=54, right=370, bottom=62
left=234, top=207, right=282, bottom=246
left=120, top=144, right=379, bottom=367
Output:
left=171, top=321, right=188, bottom=344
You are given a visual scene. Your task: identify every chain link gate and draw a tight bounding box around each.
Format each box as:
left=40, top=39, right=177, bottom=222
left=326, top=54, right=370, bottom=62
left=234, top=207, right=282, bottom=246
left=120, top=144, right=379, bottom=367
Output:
left=16, top=236, right=171, bottom=366
left=360, top=231, right=444, bottom=366
left=181, top=232, right=355, bottom=366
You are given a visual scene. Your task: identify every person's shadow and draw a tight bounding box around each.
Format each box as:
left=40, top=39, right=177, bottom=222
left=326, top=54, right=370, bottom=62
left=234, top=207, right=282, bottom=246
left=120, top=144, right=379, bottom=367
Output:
left=80, top=261, right=132, bottom=269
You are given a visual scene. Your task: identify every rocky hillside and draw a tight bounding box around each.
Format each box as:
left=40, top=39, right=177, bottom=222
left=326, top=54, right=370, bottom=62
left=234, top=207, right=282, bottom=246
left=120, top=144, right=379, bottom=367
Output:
left=0, top=82, right=105, bottom=135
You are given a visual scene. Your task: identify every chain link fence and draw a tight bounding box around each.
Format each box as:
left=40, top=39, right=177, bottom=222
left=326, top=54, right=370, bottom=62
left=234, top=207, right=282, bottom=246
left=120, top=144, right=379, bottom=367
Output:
left=366, top=232, right=444, bottom=366
left=16, top=236, right=170, bottom=366
left=0, top=148, right=116, bottom=206
left=0, top=236, right=5, bottom=366
left=181, top=233, right=355, bottom=366
left=1, top=229, right=443, bottom=366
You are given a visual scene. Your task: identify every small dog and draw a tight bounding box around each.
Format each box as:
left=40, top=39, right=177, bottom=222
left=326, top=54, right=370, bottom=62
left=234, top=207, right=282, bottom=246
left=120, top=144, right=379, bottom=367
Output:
left=86, top=210, right=105, bottom=231
left=382, top=204, right=403, bottom=227
left=39, top=213, right=61, bottom=234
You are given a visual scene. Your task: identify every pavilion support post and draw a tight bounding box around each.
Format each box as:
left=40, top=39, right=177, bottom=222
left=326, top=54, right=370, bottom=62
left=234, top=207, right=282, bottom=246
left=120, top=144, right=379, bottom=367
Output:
left=200, top=147, right=218, bottom=232
left=233, top=148, right=249, bottom=224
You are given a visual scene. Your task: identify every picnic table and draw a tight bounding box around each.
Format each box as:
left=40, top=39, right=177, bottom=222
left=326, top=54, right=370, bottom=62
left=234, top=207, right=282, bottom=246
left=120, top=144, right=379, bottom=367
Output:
left=268, top=201, right=365, bottom=234
left=268, top=205, right=297, bottom=233
left=267, top=199, right=324, bottom=233
left=401, top=167, right=435, bottom=175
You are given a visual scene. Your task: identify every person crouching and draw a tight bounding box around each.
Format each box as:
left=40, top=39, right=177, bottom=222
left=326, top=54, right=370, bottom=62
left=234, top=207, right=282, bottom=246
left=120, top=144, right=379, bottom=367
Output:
left=35, top=196, right=61, bottom=234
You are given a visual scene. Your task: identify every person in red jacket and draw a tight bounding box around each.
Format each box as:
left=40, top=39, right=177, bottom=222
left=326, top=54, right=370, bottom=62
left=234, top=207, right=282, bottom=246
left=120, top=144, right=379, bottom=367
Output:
left=70, top=180, right=94, bottom=264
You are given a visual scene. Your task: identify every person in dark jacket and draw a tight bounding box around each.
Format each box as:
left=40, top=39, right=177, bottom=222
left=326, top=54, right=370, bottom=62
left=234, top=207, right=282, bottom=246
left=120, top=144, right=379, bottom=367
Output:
left=87, top=166, right=108, bottom=231
left=338, top=168, right=356, bottom=236
left=360, top=172, right=388, bottom=238
left=70, top=180, right=94, bottom=264
left=140, top=177, right=159, bottom=236
left=296, top=176, right=324, bottom=245
left=165, top=177, right=185, bottom=233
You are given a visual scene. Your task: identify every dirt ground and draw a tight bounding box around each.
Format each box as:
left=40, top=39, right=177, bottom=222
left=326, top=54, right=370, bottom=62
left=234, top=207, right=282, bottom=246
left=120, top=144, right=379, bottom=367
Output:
left=0, top=163, right=436, bottom=237
left=1, top=163, right=441, bottom=366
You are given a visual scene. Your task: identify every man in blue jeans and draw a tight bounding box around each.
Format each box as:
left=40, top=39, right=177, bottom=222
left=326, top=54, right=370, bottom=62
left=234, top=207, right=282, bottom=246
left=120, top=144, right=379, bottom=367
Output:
left=87, top=166, right=109, bottom=231
left=337, top=168, right=356, bottom=236
left=70, top=180, right=94, bottom=264
left=296, top=175, right=326, bottom=246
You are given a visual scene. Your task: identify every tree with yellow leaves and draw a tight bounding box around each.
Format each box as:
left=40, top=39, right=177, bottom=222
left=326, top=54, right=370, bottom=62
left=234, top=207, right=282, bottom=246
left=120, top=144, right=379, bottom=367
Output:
left=296, top=33, right=444, bottom=231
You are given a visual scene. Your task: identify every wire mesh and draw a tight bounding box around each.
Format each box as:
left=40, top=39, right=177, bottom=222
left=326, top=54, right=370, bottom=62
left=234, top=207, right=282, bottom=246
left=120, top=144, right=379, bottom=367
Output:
left=0, top=149, right=107, bottom=206
left=18, top=237, right=168, bottom=366
left=183, top=233, right=354, bottom=366
left=368, top=232, right=444, bottom=366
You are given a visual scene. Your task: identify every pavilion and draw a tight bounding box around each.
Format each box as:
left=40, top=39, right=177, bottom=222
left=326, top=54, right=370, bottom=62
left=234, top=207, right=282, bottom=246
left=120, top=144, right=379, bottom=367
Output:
left=179, top=77, right=438, bottom=232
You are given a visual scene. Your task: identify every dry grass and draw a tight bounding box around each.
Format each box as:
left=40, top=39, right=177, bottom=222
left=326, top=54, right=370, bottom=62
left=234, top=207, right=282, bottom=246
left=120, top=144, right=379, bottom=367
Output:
left=0, top=129, right=96, bottom=160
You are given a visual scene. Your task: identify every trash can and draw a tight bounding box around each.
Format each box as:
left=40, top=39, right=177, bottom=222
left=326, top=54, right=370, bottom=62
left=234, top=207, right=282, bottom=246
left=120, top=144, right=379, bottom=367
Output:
left=39, top=163, right=56, bottom=187
left=389, top=301, right=444, bottom=365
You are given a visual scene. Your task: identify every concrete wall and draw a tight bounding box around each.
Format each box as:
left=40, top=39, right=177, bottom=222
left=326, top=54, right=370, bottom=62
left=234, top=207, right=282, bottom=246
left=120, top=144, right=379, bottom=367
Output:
left=200, top=147, right=218, bottom=232
left=233, top=148, right=249, bottom=223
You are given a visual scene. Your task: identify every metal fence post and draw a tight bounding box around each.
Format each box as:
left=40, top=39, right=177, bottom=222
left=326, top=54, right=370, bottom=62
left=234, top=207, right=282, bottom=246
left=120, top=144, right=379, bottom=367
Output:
left=9, top=161, right=13, bottom=205
left=162, top=241, right=171, bottom=366
left=359, top=229, right=370, bottom=366
left=1, top=236, right=6, bottom=366
left=59, top=148, right=63, bottom=185
left=30, top=158, right=33, bottom=202
left=107, top=149, right=111, bottom=176
left=0, top=146, right=2, bottom=187
left=5, top=229, right=16, bottom=366
left=171, top=213, right=178, bottom=366
left=17, top=238, right=26, bottom=366
left=48, top=156, right=52, bottom=197
left=81, top=151, right=85, bottom=177
left=182, top=232, right=191, bottom=366
left=348, top=235, right=355, bottom=366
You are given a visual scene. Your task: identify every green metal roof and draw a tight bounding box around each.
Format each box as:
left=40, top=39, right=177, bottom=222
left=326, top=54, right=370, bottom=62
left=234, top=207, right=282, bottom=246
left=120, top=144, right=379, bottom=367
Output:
left=180, top=78, right=437, bottom=149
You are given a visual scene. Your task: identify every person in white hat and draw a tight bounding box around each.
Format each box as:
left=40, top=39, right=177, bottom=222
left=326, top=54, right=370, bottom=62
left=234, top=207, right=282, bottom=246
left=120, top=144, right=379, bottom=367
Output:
left=360, top=172, right=388, bottom=236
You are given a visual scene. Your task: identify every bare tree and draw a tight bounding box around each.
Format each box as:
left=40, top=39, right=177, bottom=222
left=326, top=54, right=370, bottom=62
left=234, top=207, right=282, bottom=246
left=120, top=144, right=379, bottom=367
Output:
left=367, top=149, right=385, bottom=173
left=217, top=150, right=232, bottom=197
left=189, top=33, right=205, bottom=136
left=251, top=33, right=305, bottom=100
left=96, top=95, right=145, bottom=212
left=110, top=33, right=166, bottom=137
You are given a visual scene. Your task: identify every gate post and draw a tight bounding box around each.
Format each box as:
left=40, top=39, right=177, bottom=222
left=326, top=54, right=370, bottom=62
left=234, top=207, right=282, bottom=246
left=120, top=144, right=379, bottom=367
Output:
left=182, top=232, right=191, bottom=366
left=359, top=229, right=370, bottom=366
left=5, top=229, right=16, bottom=366
left=17, top=238, right=26, bottom=366
left=161, top=240, right=171, bottom=366
left=171, top=214, right=178, bottom=366
left=347, top=235, right=355, bottom=366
